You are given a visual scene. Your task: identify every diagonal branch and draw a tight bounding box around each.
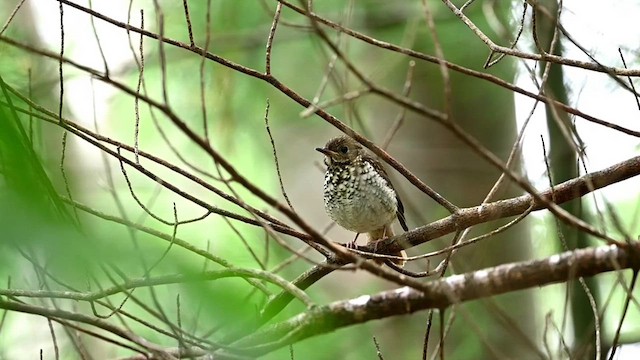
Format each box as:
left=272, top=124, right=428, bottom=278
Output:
left=225, top=242, right=640, bottom=358
left=260, top=154, right=640, bottom=324
left=381, top=154, right=640, bottom=253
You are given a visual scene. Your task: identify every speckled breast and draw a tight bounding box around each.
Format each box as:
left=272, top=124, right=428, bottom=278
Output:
left=323, top=158, right=397, bottom=233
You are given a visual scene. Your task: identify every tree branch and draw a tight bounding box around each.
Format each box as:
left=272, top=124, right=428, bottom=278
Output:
left=225, top=242, right=640, bottom=357
left=259, top=154, right=640, bottom=324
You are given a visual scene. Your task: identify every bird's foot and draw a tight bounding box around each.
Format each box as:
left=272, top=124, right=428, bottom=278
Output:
left=345, top=233, right=360, bottom=249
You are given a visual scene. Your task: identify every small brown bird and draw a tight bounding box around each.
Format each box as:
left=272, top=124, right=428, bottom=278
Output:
left=316, top=136, right=408, bottom=266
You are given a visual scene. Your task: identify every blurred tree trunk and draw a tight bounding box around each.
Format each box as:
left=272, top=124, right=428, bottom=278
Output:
left=534, top=1, right=599, bottom=357
left=364, top=1, right=536, bottom=358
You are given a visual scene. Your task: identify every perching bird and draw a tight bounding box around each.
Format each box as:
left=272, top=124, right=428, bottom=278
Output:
left=316, top=136, right=408, bottom=266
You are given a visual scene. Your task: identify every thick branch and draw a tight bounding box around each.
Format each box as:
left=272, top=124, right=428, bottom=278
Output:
left=380, top=154, right=640, bottom=253
left=226, top=242, right=640, bottom=357
left=260, top=154, right=640, bottom=323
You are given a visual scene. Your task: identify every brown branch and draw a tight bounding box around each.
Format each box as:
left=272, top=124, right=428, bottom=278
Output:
left=44, top=1, right=640, bottom=220
left=3, top=2, right=640, bottom=357
left=379, top=154, right=640, bottom=254
left=260, top=154, right=640, bottom=323
left=0, top=34, right=439, bottom=292
left=4, top=30, right=639, bottom=297
left=3, top=82, right=309, bottom=240
left=223, top=242, right=640, bottom=358
left=13, top=4, right=630, bottom=255
left=275, top=0, right=640, bottom=138
left=0, top=269, right=312, bottom=308
left=0, top=299, right=178, bottom=357
left=439, top=0, right=640, bottom=76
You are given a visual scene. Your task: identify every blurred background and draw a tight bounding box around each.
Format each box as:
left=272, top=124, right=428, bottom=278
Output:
left=1, top=0, right=640, bottom=359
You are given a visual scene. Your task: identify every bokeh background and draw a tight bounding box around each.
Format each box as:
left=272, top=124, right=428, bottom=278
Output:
left=1, top=0, right=640, bottom=359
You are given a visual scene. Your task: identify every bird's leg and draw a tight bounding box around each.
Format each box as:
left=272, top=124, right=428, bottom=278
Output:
left=373, top=228, right=384, bottom=253
left=347, top=233, right=360, bottom=249
left=370, top=225, right=393, bottom=253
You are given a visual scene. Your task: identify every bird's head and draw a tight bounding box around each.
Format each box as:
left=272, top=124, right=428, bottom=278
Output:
left=315, top=136, right=362, bottom=166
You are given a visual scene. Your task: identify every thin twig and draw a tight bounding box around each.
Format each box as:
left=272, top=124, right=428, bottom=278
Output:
left=134, top=9, right=144, bottom=164
left=382, top=61, right=415, bottom=150
left=607, top=270, right=639, bottom=360
left=618, top=48, right=640, bottom=111
left=88, top=0, right=109, bottom=76
left=0, top=0, right=27, bottom=36
left=182, top=0, right=194, bottom=47
left=47, top=319, right=60, bottom=360
left=421, top=0, right=452, bottom=120
left=373, top=336, right=384, bottom=360
left=264, top=99, right=295, bottom=211
left=265, top=1, right=282, bottom=75
left=200, top=0, right=212, bottom=144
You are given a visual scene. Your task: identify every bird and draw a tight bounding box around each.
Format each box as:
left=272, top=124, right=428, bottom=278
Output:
left=315, top=135, right=408, bottom=266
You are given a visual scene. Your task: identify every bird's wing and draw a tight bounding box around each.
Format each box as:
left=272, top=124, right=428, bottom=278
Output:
left=396, top=196, right=409, bottom=231
left=363, top=155, right=409, bottom=232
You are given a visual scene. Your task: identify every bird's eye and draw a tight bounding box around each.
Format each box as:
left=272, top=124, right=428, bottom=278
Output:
left=339, top=146, right=349, bottom=154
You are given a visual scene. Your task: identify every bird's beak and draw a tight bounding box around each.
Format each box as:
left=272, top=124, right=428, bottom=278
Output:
left=315, top=147, right=336, bottom=157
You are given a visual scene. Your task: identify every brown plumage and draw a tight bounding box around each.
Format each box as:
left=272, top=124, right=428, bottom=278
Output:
left=316, top=136, right=408, bottom=266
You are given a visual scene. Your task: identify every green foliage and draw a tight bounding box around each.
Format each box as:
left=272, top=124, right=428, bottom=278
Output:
left=0, top=76, right=76, bottom=273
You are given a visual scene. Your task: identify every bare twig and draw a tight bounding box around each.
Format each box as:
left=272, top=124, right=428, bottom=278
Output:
left=265, top=1, right=282, bottom=75
left=618, top=48, right=640, bottom=111
left=47, top=319, right=60, bottom=360
left=134, top=9, right=144, bottom=163
left=182, top=0, right=194, bottom=48
left=607, top=270, right=639, bottom=360
left=264, top=99, right=295, bottom=211
left=0, top=0, right=27, bottom=36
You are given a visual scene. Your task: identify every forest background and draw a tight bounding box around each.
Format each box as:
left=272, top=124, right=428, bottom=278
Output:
left=1, top=1, right=640, bottom=359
